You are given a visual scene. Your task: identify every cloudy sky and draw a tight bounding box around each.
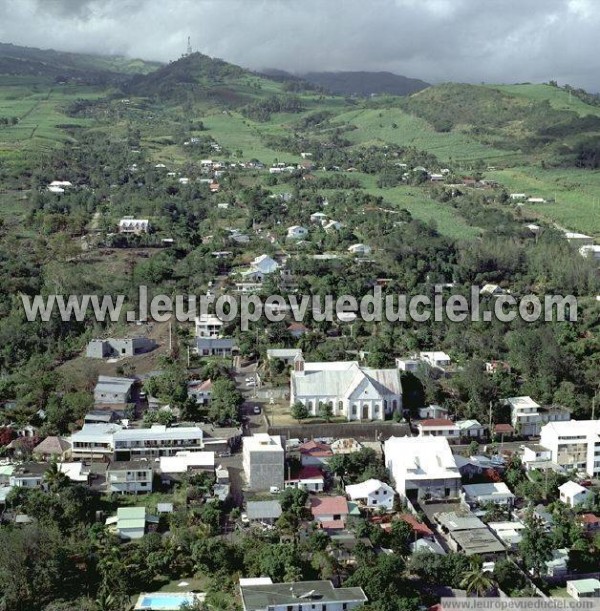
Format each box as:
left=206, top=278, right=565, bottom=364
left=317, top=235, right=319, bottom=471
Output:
left=0, top=0, right=598, bottom=88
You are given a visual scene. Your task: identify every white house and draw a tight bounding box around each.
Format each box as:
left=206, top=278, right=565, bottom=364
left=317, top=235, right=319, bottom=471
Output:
left=285, top=466, right=324, bottom=492
left=187, top=379, right=212, bottom=405
left=287, top=225, right=308, bottom=240
left=345, top=479, right=395, bottom=511
left=564, top=232, right=594, bottom=246
left=505, top=396, right=542, bottom=437
left=243, top=434, right=285, bottom=491
left=580, top=245, right=600, bottom=261
left=559, top=481, right=593, bottom=508
left=348, top=244, right=372, bottom=256
left=310, top=212, right=328, bottom=223
left=418, top=405, right=450, bottom=420
left=396, top=358, right=421, bottom=372
left=118, top=218, right=150, bottom=234
left=239, top=578, right=367, bottom=611
left=566, top=579, right=600, bottom=600
left=385, top=436, right=461, bottom=501
left=416, top=419, right=460, bottom=438
left=290, top=355, right=402, bottom=421
left=462, top=482, right=515, bottom=507
left=457, top=419, right=486, bottom=438
left=107, top=460, right=154, bottom=494
left=540, top=420, right=600, bottom=477
left=195, top=314, right=224, bottom=338
left=240, top=254, right=280, bottom=282
left=420, top=351, right=451, bottom=369
left=323, top=220, right=343, bottom=232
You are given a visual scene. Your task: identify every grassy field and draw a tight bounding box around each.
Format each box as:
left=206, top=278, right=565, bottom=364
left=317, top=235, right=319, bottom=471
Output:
left=486, top=166, right=600, bottom=236
left=335, top=107, right=522, bottom=165
left=355, top=173, right=481, bottom=241
left=0, top=77, right=105, bottom=167
left=487, top=83, right=600, bottom=118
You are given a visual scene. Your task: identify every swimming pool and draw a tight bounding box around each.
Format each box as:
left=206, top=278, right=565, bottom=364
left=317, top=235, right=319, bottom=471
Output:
left=135, top=592, right=197, bottom=610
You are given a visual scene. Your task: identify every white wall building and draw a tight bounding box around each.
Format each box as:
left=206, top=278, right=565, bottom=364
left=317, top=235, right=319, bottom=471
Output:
left=384, top=436, right=461, bottom=501
left=559, top=481, right=593, bottom=508
left=345, top=478, right=395, bottom=511
left=505, top=396, right=542, bottom=437
left=290, top=356, right=402, bottom=421
left=540, top=420, right=600, bottom=477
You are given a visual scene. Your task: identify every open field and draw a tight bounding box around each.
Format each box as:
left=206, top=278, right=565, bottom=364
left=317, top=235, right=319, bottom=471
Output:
left=487, top=83, right=600, bottom=117
left=335, top=107, right=522, bottom=165
left=486, top=166, right=600, bottom=236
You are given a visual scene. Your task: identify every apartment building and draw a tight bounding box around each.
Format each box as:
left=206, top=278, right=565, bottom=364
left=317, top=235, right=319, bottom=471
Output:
left=540, top=420, right=600, bottom=477
left=107, top=459, right=154, bottom=494
left=243, top=433, right=284, bottom=491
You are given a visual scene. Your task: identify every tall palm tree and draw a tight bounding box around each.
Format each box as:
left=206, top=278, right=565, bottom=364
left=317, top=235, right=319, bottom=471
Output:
left=460, top=567, right=496, bottom=597
left=44, top=461, right=69, bottom=492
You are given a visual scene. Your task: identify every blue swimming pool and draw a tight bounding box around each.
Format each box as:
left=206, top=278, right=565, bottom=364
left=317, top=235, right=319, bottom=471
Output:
left=137, top=593, right=195, bottom=610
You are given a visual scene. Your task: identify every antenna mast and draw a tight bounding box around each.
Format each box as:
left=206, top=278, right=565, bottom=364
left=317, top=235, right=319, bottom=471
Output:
left=186, top=36, right=193, bottom=56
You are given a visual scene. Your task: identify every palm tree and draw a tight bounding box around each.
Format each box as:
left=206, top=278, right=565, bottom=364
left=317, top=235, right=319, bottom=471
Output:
left=44, top=461, right=69, bottom=492
left=460, top=566, right=496, bottom=597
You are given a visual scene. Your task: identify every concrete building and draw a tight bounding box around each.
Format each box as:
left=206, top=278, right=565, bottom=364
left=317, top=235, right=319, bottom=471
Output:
left=384, top=436, right=461, bottom=501
left=462, top=482, right=515, bottom=507
left=113, top=425, right=204, bottom=461
left=417, top=419, right=460, bottom=438
left=567, top=579, right=600, bottom=599
left=94, top=376, right=136, bottom=405
left=540, top=420, right=600, bottom=477
left=559, top=481, right=593, bottom=508
left=195, top=314, right=224, bottom=338
left=505, top=396, right=542, bottom=437
left=86, top=337, right=156, bottom=358
left=118, top=218, right=150, bottom=234
left=239, top=578, right=367, bottom=611
left=107, top=460, right=154, bottom=494
left=196, top=337, right=237, bottom=357
left=246, top=500, right=282, bottom=525
left=243, top=433, right=285, bottom=491
left=158, top=451, right=215, bottom=485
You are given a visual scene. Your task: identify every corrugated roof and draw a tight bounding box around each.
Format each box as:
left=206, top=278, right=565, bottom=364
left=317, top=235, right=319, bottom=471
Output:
left=246, top=500, right=282, bottom=520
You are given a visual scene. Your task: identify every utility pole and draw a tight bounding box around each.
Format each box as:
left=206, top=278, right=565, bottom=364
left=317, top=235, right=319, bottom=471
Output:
left=169, top=322, right=172, bottom=354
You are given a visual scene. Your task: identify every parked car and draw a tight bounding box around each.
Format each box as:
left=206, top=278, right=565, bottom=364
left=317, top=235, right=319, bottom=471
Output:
left=270, top=486, right=280, bottom=494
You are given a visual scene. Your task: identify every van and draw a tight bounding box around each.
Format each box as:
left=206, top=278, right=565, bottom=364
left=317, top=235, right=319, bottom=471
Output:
left=269, top=486, right=280, bottom=494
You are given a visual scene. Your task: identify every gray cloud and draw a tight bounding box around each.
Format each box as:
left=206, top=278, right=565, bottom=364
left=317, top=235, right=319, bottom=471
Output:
left=0, top=0, right=598, bottom=89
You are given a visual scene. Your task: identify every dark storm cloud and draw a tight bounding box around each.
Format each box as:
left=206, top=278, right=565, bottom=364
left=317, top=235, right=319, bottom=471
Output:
left=0, top=0, right=598, bottom=89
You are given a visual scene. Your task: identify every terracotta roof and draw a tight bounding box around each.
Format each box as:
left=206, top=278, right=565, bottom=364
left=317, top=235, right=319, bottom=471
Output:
left=581, top=513, right=600, bottom=524
left=310, top=496, right=349, bottom=517
left=286, top=466, right=324, bottom=482
left=287, top=322, right=308, bottom=332
left=299, top=440, right=333, bottom=457
left=398, top=513, right=433, bottom=537
left=494, top=424, right=515, bottom=434
left=419, top=418, right=457, bottom=427
left=320, top=519, right=346, bottom=530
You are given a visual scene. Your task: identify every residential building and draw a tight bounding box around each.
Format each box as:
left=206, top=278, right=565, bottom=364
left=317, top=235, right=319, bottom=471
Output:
left=246, top=500, right=282, bottom=525
left=94, top=376, right=136, bottom=405
left=285, top=466, right=325, bottom=492
left=195, top=337, right=237, bottom=357
left=118, top=218, right=150, bottom=234
left=384, top=436, right=461, bottom=501
left=580, top=245, right=600, bottom=261
left=243, top=434, right=285, bottom=491
left=559, top=481, right=593, bottom=508
left=107, top=460, right=154, bottom=494
left=267, top=348, right=303, bottom=365
left=240, top=254, right=281, bottom=282
left=105, top=506, right=158, bottom=540
left=540, top=420, right=600, bottom=477
left=158, top=451, right=215, bottom=485
left=187, top=379, right=212, bottom=405
left=434, top=511, right=506, bottom=557
left=32, top=436, right=71, bottom=461
left=345, top=479, right=395, bottom=511
left=457, top=419, right=486, bottom=438
left=239, top=578, right=367, bottom=611
left=347, top=243, right=372, bottom=256
left=298, top=440, right=333, bottom=467
left=70, top=423, right=123, bottom=459
left=287, top=225, right=308, bottom=240
left=521, top=444, right=553, bottom=470
left=417, top=419, right=460, bottom=438
left=418, top=405, right=450, bottom=420
left=579, top=513, right=600, bottom=535
left=567, top=579, right=600, bottom=599
left=310, top=496, right=350, bottom=529
left=396, top=358, right=421, bottom=372
left=462, top=482, right=515, bottom=507
left=505, top=396, right=542, bottom=437
left=86, top=337, right=156, bottom=358
left=420, top=351, right=451, bottom=369
left=195, top=314, right=224, bottom=338
left=487, top=520, right=526, bottom=549
left=9, top=463, right=48, bottom=488
left=544, top=549, right=570, bottom=578
left=113, top=425, right=204, bottom=461
left=330, top=438, right=363, bottom=455
left=290, top=356, right=402, bottom=421
left=564, top=232, right=594, bottom=246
